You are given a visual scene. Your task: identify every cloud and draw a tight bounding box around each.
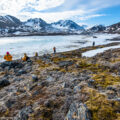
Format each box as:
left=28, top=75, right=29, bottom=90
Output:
left=0, top=0, right=65, bottom=15
left=0, top=0, right=120, bottom=24
left=40, top=0, right=120, bottom=12
left=74, top=14, right=106, bottom=21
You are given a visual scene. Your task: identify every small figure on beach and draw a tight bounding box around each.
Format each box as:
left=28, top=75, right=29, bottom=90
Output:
left=4, top=52, right=12, bottom=61
left=22, top=53, right=29, bottom=61
left=53, top=47, right=56, bottom=54
left=35, top=52, right=38, bottom=57
left=93, top=41, right=95, bottom=47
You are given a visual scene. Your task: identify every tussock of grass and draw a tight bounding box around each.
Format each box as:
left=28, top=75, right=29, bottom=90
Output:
left=92, top=72, right=120, bottom=88
left=110, top=58, right=120, bottom=63
left=84, top=88, right=120, bottom=120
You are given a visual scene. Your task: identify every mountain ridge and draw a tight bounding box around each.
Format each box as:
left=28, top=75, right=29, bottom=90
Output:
left=0, top=15, right=120, bottom=36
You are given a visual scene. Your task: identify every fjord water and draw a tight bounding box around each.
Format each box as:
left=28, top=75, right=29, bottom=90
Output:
left=0, top=34, right=119, bottom=62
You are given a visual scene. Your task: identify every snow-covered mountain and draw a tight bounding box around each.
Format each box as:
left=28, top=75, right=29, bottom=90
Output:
left=105, top=22, right=120, bottom=33
left=0, top=15, right=86, bottom=36
left=23, top=18, right=49, bottom=30
left=0, top=15, right=21, bottom=28
left=51, top=20, right=84, bottom=31
left=88, top=25, right=106, bottom=32
left=3, top=15, right=120, bottom=36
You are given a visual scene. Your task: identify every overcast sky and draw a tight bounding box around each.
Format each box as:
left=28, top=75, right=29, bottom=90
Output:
left=0, top=0, right=120, bottom=26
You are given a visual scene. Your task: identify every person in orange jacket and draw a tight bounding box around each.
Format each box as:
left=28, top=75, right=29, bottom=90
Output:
left=22, top=53, right=29, bottom=61
left=4, top=52, right=12, bottom=61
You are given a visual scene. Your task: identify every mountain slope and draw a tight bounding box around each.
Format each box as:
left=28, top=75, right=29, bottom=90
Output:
left=105, top=22, right=120, bottom=33
left=0, top=15, right=21, bottom=28
left=51, top=20, right=84, bottom=30
left=88, top=25, right=106, bottom=32
left=23, top=18, right=49, bottom=30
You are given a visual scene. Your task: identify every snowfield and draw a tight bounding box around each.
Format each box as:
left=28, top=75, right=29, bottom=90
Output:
left=82, top=45, right=120, bottom=57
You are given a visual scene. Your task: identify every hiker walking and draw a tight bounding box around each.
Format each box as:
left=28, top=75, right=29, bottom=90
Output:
left=4, top=52, right=12, bottom=61
left=93, top=41, right=95, bottom=47
left=53, top=47, right=56, bottom=54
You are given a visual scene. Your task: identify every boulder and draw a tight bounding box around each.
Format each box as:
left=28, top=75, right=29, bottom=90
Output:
left=65, top=103, right=91, bottom=120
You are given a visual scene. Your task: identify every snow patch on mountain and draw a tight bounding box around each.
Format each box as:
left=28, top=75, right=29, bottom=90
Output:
left=51, top=20, right=84, bottom=31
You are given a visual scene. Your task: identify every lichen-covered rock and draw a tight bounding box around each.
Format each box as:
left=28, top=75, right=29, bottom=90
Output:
left=16, top=106, right=33, bottom=120
left=65, top=103, right=91, bottom=120
left=59, top=61, right=74, bottom=67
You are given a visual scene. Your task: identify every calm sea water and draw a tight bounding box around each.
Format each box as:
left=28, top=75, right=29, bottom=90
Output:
left=0, top=34, right=119, bottom=62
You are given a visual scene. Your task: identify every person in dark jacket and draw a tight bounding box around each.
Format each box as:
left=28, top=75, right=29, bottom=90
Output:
left=93, top=41, right=95, bottom=47
left=53, top=47, right=56, bottom=54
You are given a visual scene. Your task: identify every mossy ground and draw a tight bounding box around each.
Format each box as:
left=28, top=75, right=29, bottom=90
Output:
left=92, top=72, right=120, bottom=88
left=1, top=43, right=120, bottom=119
left=35, top=49, right=120, bottom=119
left=83, top=87, right=120, bottom=120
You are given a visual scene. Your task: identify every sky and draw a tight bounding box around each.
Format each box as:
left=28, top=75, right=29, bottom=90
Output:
left=0, top=0, right=120, bottom=27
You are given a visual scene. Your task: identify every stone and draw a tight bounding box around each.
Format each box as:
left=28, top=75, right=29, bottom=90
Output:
left=61, top=82, right=70, bottom=88
left=47, top=76, right=54, bottom=82
left=59, top=61, right=74, bottom=67
left=65, top=103, right=91, bottom=120
left=56, top=90, right=65, bottom=97
left=0, top=105, right=6, bottom=114
left=13, top=78, right=23, bottom=82
left=16, top=70, right=27, bottom=76
left=5, top=99, right=16, bottom=108
left=88, top=79, right=95, bottom=86
left=74, top=85, right=81, bottom=93
left=44, top=100, right=54, bottom=108
left=32, top=75, right=38, bottom=82
left=107, top=90, right=117, bottom=99
left=0, top=78, right=10, bottom=88
left=40, top=81, right=49, bottom=87
left=107, top=86, right=117, bottom=92
left=61, top=97, right=74, bottom=113
left=16, top=106, right=33, bottom=120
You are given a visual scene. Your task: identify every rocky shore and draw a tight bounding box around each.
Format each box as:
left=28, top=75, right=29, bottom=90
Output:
left=0, top=43, right=120, bottom=120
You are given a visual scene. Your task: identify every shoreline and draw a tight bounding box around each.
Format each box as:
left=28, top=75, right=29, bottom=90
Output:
left=1, top=42, right=120, bottom=63
left=0, top=33, right=84, bottom=38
